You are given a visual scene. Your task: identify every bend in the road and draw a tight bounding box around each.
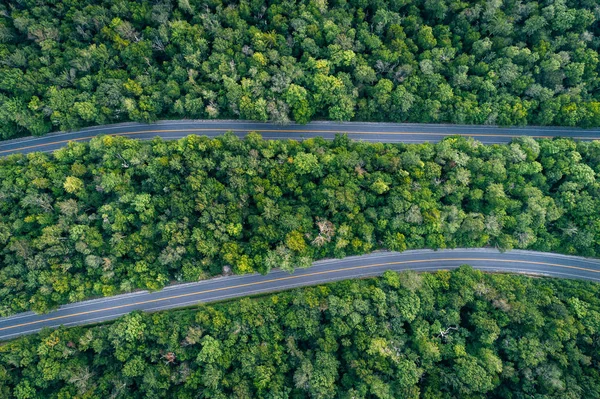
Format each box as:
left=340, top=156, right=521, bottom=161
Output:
left=1, top=248, right=599, bottom=340
left=1, top=120, right=599, bottom=156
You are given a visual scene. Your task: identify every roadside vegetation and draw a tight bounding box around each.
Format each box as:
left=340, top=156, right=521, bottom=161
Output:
left=0, top=0, right=599, bottom=138
left=2, top=266, right=600, bottom=398
left=0, top=134, right=599, bottom=314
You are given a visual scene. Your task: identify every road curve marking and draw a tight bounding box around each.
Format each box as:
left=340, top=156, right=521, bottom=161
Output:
left=0, top=127, right=571, bottom=154
left=0, top=257, right=598, bottom=333
left=110, top=128, right=554, bottom=138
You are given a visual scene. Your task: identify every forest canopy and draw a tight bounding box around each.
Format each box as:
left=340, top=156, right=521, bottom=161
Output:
left=2, top=267, right=600, bottom=398
left=0, top=0, right=599, bottom=139
left=0, top=134, right=599, bottom=315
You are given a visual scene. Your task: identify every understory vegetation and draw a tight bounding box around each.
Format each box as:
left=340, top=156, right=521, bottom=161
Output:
left=2, top=267, right=600, bottom=398
left=0, top=0, right=599, bottom=138
left=0, top=134, right=599, bottom=314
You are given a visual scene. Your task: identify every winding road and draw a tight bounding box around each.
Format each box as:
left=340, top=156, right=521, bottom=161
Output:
left=0, top=121, right=599, bottom=340
left=1, top=120, right=600, bottom=156
left=1, top=249, right=600, bottom=340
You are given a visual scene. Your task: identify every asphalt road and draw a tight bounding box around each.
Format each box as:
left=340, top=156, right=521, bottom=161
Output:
left=1, top=248, right=600, bottom=340
left=0, top=120, right=599, bottom=156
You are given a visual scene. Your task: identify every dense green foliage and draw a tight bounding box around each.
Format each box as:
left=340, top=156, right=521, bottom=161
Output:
left=1, top=134, right=599, bottom=314
left=2, top=267, right=600, bottom=398
left=1, top=0, right=599, bottom=138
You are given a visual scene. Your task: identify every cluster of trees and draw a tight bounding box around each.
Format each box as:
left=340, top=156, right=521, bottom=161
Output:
left=1, top=266, right=600, bottom=398
left=0, top=134, right=599, bottom=315
left=1, top=0, right=599, bottom=138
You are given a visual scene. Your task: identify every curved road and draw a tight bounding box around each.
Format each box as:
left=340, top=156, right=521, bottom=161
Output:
left=0, top=120, right=599, bottom=156
left=1, top=248, right=600, bottom=340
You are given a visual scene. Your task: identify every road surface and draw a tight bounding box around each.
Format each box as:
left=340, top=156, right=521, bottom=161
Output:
left=1, top=248, right=600, bottom=340
left=0, top=120, right=599, bottom=156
